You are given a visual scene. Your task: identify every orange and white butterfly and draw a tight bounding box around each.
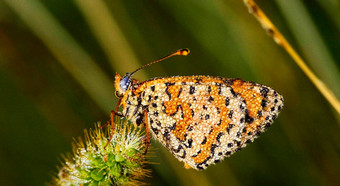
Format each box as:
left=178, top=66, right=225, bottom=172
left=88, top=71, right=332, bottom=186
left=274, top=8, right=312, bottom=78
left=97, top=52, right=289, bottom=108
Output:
left=109, top=49, right=283, bottom=170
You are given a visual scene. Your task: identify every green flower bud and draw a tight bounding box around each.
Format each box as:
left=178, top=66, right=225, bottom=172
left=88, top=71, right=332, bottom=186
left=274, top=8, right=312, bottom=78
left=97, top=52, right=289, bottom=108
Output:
left=53, top=120, right=149, bottom=185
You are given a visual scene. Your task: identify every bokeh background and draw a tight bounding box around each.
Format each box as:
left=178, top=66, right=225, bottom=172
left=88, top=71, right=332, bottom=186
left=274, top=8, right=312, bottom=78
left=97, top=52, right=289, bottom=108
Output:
left=1, top=0, right=340, bottom=185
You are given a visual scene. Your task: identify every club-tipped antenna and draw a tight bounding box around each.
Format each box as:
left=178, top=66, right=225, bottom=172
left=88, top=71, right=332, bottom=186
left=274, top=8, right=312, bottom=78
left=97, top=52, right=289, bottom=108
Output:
left=129, top=48, right=190, bottom=77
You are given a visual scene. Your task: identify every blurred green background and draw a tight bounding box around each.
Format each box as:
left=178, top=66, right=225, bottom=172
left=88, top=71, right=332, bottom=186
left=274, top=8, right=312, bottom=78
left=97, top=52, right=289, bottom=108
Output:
left=1, top=0, right=340, bottom=185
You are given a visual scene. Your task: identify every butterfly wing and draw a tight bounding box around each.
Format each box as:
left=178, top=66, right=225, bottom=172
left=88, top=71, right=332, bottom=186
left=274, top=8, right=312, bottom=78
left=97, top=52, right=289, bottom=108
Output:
left=135, top=76, right=283, bottom=170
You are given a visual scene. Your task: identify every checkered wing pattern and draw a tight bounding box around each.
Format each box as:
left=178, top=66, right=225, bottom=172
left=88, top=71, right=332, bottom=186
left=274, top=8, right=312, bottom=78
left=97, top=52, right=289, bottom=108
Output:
left=130, top=76, right=283, bottom=170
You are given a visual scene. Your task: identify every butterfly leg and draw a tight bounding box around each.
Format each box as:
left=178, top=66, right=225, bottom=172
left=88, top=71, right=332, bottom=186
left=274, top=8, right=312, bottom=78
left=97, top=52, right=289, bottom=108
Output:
left=104, top=98, right=122, bottom=149
left=143, top=110, right=151, bottom=154
left=99, top=111, right=124, bottom=129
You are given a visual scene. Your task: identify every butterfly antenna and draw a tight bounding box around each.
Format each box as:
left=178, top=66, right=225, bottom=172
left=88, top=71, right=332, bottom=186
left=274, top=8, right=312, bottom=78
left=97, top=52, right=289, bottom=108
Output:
left=129, top=48, right=190, bottom=76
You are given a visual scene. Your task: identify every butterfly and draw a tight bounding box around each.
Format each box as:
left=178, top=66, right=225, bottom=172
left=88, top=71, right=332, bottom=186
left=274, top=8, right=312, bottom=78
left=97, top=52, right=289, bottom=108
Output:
left=108, top=49, right=283, bottom=170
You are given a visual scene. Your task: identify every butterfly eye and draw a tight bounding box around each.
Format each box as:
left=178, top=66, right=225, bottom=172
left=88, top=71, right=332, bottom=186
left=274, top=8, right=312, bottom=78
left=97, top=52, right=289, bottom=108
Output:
left=119, top=75, right=131, bottom=92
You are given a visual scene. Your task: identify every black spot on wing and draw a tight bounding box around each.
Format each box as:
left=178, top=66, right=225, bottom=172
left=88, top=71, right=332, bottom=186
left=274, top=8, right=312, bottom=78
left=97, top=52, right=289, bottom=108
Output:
left=230, top=88, right=237, bottom=97
left=165, top=87, right=171, bottom=100
left=217, top=119, right=222, bottom=126
left=260, top=87, right=269, bottom=98
left=225, top=98, right=230, bottom=106
left=226, top=124, right=234, bottom=134
left=218, top=86, right=222, bottom=95
left=208, top=86, right=211, bottom=93
left=245, top=113, right=254, bottom=124
left=261, top=99, right=267, bottom=108
left=216, top=132, right=224, bottom=143
left=201, top=137, right=207, bottom=144
left=191, top=109, right=195, bottom=117
left=228, top=110, right=234, bottom=119
left=169, top=123, right=176, bottom=130
left=216, top=107, right=221, bottom=114
left=178, top=87, right=183, bottom=98
left=211, top=144, right=218, bottom=156
left=186, top=139, right=193, bottom=148
left=191, top=150, right=201, bottom=158
left=189, top=86, right=195, bottom=94
left=174, top=145, right=182, bottom=153
left=208, top=96, right=214, bottom=103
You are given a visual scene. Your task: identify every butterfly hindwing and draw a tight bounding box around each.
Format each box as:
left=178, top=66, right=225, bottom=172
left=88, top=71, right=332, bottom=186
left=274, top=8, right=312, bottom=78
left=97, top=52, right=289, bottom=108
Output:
left=121, top=75, right=283, bottom=170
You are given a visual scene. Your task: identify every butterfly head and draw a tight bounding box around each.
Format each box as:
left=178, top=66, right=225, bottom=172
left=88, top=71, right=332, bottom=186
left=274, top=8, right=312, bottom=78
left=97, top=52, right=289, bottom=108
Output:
left=115, top=73, right=132, bottom=97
